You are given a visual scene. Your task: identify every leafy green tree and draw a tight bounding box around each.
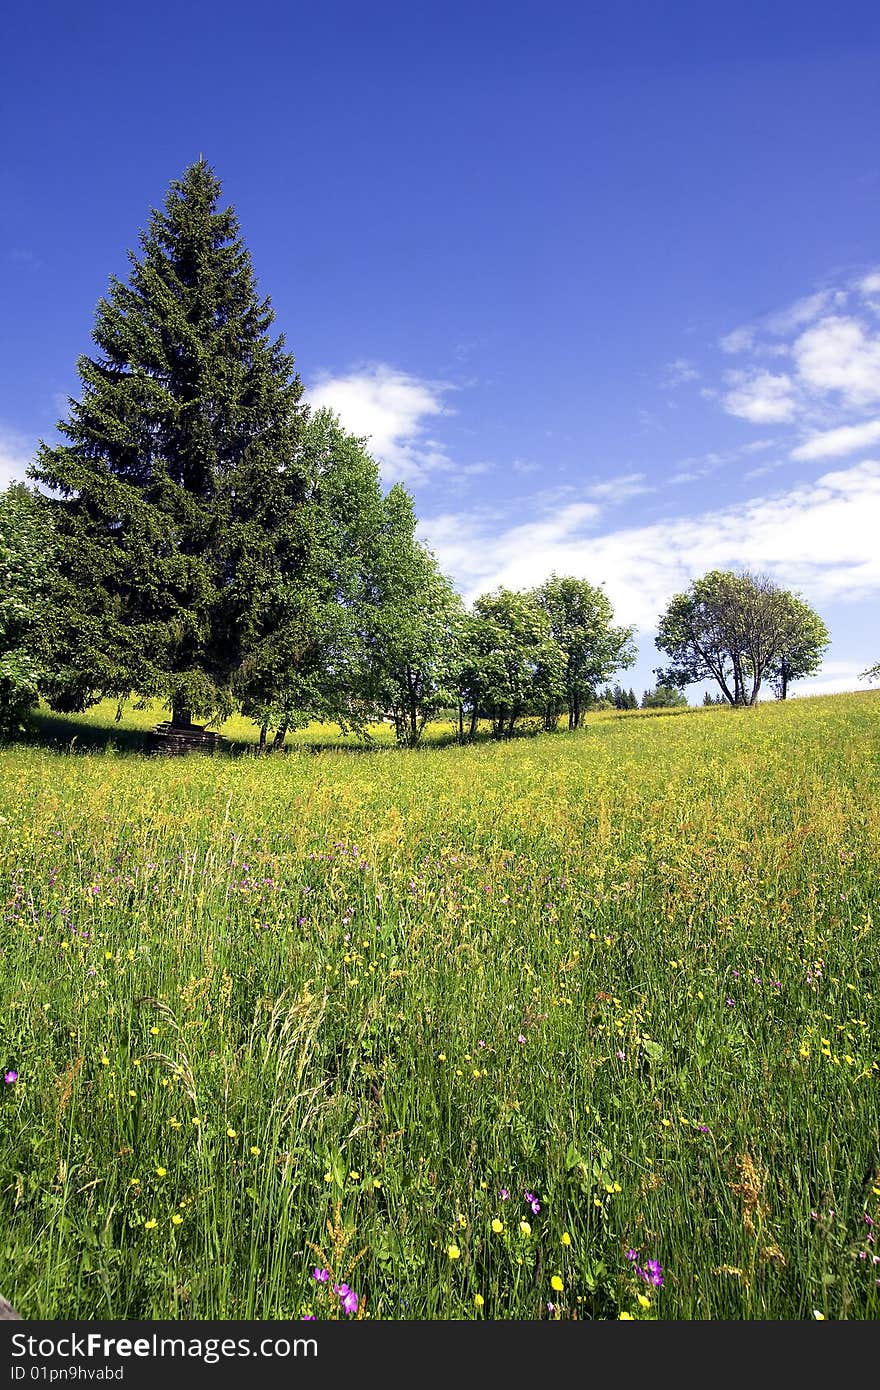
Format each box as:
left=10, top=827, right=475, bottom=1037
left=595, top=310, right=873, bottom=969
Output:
left=234, top=409, right=463, bottom=750
left=641, top=684, right=688, bottom=708
left=533, top=574, right=636, bottom=729
left=655, top=570, right=828, bottom=706
left=232, top=409, right=388, bottom=748
left=767, top=595, right=830, bottom=699
left=0, top=485, right=55, bottom=737
left=363, top=527, right=464, bottom=748
left=30, top=161, right=308, bottom=726
left=863, top=662, right=880, bottom=683
left=460, top=588, right=565, bottom=738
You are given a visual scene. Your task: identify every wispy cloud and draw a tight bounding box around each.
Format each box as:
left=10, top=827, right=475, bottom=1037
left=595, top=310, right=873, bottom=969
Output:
left=791, top=418, right=880, bottom=461
left=0, top=425, right=33, bottom=489
left=584, top=472, right=652, bottom=503
left=858, top=270, right=880, bottom=297
left=422, top=460, right=880, bottom=632
left=786, top=660, right=876, bottom=696
left=661, top=357, right=700, bottom=388
left=307, top=363, right=455, bottom=484
left=719, top=288, right=845, bottom=354
left=717, top=273, right=880, bottom=438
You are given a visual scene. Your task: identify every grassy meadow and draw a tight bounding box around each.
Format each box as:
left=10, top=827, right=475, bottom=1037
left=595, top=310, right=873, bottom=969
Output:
left=1, top=692, right=878, bottom=1320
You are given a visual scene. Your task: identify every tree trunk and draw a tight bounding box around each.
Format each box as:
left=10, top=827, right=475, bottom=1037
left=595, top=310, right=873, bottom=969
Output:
left=172, top=705, right=192, bottom=728
left=468, top=708, right=478, bottom=740
left=258, top=724, right=267, bottom=752
left=406, top=665, right=419, bottom=747
left=272, top=722, right=288, bottom=750
left=458, top=700, right=464, bottom=744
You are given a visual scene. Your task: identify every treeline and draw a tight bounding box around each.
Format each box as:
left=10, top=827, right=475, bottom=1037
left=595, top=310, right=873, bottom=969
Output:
left=0, top=163, right=834, bottom=747
left=0, top=163, right=638, bottom=747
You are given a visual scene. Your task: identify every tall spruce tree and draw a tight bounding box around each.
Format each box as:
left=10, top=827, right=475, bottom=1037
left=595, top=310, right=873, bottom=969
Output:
left=31, top=161, right=308, bottom=724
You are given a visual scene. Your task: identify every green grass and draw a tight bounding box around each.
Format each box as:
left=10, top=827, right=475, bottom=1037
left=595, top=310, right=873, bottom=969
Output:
left=1, top=691, right=878, bottom=1320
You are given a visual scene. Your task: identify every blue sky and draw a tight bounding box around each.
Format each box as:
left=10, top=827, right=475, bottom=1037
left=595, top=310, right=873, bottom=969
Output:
left=2, top=1, right=880, bottom=699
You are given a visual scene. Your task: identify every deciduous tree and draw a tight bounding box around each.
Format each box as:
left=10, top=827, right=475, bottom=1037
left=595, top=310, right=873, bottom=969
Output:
left=0, top=484, right=55, bottom=737
left=532, top=574, right=636, bottom=728
left=655, top=570, right=828, bottom=706
left=460, top=589, right=565, bottom=737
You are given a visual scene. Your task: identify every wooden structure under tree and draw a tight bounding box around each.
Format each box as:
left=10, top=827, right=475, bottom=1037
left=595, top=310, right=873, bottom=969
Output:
left=147, top=708, right=226, bottom=755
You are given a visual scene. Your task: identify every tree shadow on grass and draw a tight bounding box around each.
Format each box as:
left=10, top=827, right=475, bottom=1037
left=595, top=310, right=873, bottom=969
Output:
left=16, top=711, right=559, bottom=759
left=23, top=710, right=154, bottom=755
left=21, top=710, right=252, bottom=758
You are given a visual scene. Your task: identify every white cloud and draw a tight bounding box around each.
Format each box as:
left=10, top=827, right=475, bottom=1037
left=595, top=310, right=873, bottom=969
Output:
left=422, top=460, right=880, bottom=632
left=722, top=369, right=797, bottom=423
left=791, top=418, right=880, bottom=461
left=421, top=500, right=601, bottom=593
left=0, top=426, right=33, bottom=490
left=719, top=326, right=756, bottom=355
left=789, top=661, right=877, bottom=696
left=719, top=290, right=841, bottom=355
left=764, top=289, right=844, bottom=336
left=308, top=363, right=454, bottom=483
left=858, top=270, right=880, bottom=297
left=662, top=358, right=700, bottom=387
left=792, top=315, right=880, bottom=406
left=585, top=472, right=652, bottom=503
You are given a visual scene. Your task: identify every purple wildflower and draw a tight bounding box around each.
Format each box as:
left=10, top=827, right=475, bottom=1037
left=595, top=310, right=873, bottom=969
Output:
left=642, top=1259, right=664, bottom=1287
left=625, top=1248, right=639, bottom=1262
left=525, top=1191, right=541, bottom=1214
left=3, top=1071, right=17, bottom=1085
left=725, top=998, right=735, bottom=1007
left=334, top=1282, right=359, bottom=1316
left=499, top=1188, right=510, bottom=1200
left=517, top=1034, right=527, bottom=1044
left=311, top=1267, right=330, bottom=1283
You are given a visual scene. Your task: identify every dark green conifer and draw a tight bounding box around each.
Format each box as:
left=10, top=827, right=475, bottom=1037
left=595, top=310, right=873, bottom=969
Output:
left=32, top=161, right=308, bottom=723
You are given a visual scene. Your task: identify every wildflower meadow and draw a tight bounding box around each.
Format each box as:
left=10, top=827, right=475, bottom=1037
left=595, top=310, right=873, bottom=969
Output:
left=1, top=693, right=878, bottom=1320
